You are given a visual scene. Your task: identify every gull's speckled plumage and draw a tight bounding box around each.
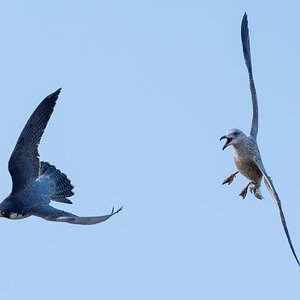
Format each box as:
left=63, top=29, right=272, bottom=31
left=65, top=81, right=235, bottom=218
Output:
left=220, top=13, right=300, bottom=267
left=0, top=89, right=122, bottom=225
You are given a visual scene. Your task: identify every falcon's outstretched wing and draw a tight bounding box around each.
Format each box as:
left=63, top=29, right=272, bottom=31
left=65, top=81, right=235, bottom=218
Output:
left=241, top=13, right=258, bottom=140
left=254, top=158, right=300, bottom=267
left=9, top=89, right=61, bottom=193
left=29, top=205, right=122, bottom=225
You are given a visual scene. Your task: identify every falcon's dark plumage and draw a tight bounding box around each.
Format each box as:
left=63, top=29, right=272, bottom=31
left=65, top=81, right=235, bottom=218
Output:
left=0, top=89, right=122, bottom=225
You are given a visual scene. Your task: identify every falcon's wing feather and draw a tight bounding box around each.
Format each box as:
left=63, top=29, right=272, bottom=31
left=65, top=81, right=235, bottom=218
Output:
left=9, top=89, right=61, bottom=193
left=29, top=205, right=122, bottom=225
left=241, top=13, right=258, bottom=139
left=254, top=157, right=300, bottom=267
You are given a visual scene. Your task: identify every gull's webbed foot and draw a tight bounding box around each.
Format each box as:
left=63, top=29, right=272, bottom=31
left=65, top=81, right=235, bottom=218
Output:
left=222, top=171, right=239, bottom=185
left=239, top=182, right=251, bottom=199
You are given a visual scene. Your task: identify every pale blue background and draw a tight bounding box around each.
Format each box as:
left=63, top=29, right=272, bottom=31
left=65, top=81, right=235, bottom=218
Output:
left=0, top=1, right=299, bottom=299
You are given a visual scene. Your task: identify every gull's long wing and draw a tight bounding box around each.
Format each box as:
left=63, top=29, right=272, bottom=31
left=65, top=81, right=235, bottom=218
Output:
left=241, top=13, right=258, bottom=140
left=8, top=89, right=61, bottom=194
left=29, top=205, right=122, bottom=225
left=253, top=158, right=300, bottom=267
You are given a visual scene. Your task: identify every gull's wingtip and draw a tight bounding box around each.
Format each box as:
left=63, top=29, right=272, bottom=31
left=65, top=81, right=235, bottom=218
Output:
left=242, top=13, right=248, bottom=24
left=241, top=12, right=250, bottom=50
left=242, top=13, right=248, bottom=29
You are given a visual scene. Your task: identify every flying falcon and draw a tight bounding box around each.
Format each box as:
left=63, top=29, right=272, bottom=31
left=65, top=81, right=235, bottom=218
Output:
left=0, top=89, right=122, bottom=225
left=220, top=13, right=300, bottom=266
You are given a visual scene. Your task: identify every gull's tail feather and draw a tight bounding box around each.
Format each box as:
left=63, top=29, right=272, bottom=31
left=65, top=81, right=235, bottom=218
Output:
left=249, top=184, right=263, bottom=200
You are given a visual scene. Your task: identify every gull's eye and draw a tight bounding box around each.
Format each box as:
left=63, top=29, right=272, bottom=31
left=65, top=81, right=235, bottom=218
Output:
left=234, top=132, right=239, bottom=136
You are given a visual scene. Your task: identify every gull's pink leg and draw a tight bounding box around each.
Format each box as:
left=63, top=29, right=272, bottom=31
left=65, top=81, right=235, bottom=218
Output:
left=239, top=182, right=251, bottom=199
left=222, top=171, right=239, bottom=185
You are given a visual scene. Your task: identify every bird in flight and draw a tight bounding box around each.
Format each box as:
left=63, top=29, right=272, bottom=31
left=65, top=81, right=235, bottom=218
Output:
left=0, top=89, right=122, bottom=225
left=220, top=13, right=300, bottom=266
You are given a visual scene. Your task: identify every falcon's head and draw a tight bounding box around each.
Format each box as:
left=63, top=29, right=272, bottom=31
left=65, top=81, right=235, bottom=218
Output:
left=0, top=200, right=17, bottom=219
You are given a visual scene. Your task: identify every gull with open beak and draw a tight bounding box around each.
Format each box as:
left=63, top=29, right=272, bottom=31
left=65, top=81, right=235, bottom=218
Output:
left=220, top=13, right=300, bottom=267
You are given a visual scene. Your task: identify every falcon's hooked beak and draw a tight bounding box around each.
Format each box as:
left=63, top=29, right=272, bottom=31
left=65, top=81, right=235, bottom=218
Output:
left=220, top=135, right=233, bottom=150
left=0, top=212, right=4, bottom=217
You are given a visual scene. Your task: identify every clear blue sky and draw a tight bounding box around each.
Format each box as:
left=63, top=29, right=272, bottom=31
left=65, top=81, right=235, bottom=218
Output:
left=0, top=1, right=299, bottom=299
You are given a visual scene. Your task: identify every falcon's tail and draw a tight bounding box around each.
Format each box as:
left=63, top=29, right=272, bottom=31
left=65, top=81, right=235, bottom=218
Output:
left=40, top=161, right=74, bottom=204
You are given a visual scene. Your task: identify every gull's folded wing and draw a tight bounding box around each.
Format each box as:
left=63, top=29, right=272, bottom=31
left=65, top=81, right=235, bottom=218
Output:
left=254, top=157, right=300, bottom=266
left=241, top=13, right=258, bottom=139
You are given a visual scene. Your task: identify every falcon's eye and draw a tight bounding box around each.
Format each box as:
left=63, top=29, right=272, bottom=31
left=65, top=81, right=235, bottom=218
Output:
left=1, top=211, right=5, bottom=215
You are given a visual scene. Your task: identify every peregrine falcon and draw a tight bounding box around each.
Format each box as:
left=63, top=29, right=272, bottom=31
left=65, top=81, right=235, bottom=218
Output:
left=0, top=89, right=122, bottom=225
left=220, top=14, right=300, bottom=266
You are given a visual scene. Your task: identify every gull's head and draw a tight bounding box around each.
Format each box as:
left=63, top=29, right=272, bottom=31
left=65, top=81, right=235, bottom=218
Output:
left=220, top=129, right=246, bottom=150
